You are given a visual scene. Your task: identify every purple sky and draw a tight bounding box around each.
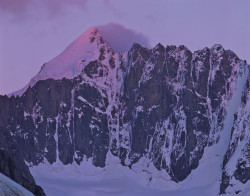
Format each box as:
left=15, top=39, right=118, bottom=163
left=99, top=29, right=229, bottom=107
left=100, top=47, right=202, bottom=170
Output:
left=0, top=0, right=250, bottom=95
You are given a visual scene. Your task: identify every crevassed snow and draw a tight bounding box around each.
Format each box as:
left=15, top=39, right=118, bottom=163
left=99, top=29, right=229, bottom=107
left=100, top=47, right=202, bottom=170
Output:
left=0, top=173, right=34, bottom=196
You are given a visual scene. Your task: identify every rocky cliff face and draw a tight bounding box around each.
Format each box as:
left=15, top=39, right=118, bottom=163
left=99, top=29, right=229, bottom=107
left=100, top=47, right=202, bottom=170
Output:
left=220, top=77, right=250, bottom=194
left=0, top=28, right=249, bottom=195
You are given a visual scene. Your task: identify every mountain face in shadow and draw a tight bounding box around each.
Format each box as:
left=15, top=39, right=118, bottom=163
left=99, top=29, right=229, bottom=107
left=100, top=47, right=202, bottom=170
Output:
left=0, top=27, right=249, bottom=195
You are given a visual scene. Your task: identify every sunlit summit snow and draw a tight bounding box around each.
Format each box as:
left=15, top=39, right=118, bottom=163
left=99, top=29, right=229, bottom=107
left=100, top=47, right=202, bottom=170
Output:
left=10, top=27, right=109, bottom=96
left=10, top=24, right=149, bottom=97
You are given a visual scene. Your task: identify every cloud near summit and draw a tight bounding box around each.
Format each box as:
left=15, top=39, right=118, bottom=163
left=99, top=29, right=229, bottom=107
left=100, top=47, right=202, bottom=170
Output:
left=97, top=23, right=151, bottom=52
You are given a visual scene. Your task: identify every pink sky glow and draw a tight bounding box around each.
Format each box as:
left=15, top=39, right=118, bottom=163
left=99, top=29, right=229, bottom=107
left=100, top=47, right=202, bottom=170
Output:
left=0, top=0, right=250, bottom=95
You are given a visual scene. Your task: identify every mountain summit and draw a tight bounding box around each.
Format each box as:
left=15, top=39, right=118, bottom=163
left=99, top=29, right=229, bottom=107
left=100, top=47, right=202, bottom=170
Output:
left=1, top=27, right=249, bottom=196
left=10, top=27, right=111, bottom=96
left=37, top=27, right=108, bottom=80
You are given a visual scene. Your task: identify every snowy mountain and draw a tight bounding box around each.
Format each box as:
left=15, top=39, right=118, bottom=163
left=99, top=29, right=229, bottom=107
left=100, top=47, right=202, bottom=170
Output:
left=9, top=27, right=111, bottom=97
left=221, top=76, right=250, bottom=194
left=0, top=27, right=249, bottom=196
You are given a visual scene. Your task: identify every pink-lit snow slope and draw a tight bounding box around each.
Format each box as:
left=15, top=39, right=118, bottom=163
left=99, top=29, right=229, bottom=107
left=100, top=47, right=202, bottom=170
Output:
left=9, top=27, right=109, bottom=97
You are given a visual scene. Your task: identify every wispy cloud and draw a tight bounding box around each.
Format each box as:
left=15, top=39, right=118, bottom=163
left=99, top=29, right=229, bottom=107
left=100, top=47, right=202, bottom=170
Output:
left=97, top=23, right=151, bottom=52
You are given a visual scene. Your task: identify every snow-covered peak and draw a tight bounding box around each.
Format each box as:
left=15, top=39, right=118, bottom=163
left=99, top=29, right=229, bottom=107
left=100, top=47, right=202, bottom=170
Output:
left=210, top=44, right=225, bottom=55
left=37, top=26, right=108, bottom=78
left=10, top=27, right=110, bottom=97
